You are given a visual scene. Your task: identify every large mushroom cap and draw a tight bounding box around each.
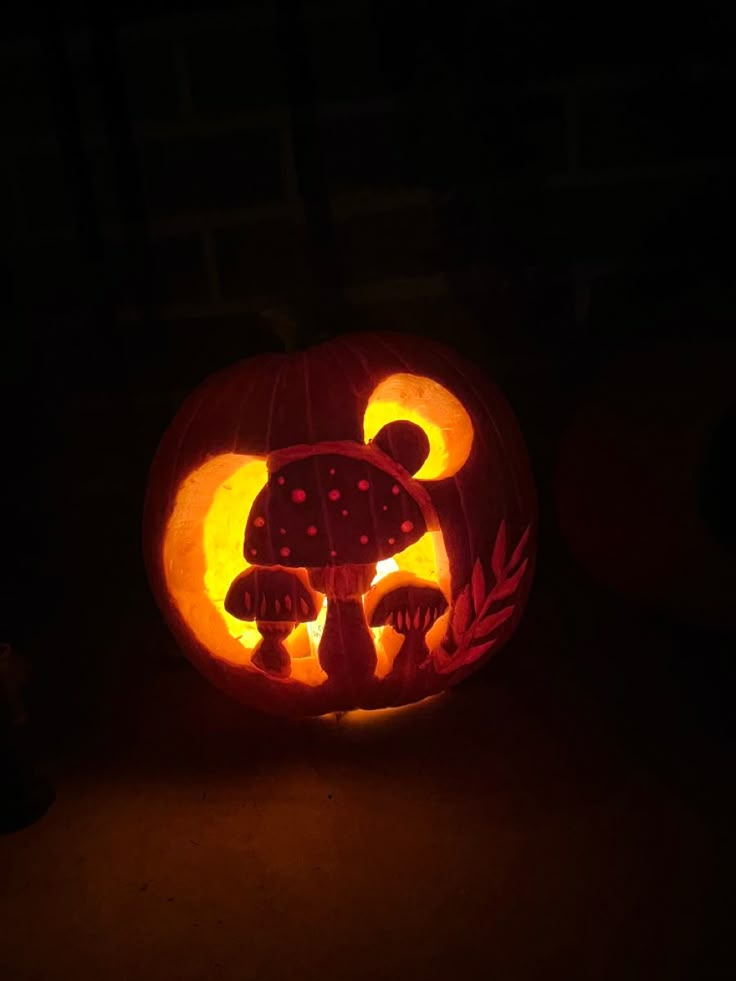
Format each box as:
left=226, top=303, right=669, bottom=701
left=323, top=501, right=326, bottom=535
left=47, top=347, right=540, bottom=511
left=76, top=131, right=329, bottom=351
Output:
left=244, top=451, right=427, bottom=569
left=225, top=567, right=318, bottom=623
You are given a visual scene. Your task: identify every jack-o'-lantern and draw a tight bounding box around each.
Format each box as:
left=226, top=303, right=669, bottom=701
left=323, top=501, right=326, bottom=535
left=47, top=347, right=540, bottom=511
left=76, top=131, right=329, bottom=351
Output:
left=144, top=332, right=536, bottom=716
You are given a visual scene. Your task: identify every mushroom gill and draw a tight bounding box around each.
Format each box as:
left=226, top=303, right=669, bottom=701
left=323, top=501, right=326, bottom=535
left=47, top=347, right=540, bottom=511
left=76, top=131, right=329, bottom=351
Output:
left=365, top=573, right=448, bottom=682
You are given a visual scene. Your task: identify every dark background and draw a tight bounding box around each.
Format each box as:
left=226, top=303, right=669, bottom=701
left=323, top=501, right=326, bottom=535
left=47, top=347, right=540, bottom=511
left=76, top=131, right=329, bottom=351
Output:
left=1, top=2, right=734, bottom=978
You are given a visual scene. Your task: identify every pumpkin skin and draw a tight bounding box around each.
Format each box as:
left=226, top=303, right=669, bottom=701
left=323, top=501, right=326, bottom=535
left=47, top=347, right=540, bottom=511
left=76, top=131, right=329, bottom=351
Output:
left=144, top=332, right=536, bottom=717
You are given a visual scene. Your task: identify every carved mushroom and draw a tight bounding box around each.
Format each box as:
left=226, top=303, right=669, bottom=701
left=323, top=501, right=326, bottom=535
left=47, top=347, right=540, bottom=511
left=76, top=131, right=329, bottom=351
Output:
left=366, top=573, right=448, bottom=681
left=243, top=424, right=432, bottom=689
left=225, top=567, right=318, bottom=679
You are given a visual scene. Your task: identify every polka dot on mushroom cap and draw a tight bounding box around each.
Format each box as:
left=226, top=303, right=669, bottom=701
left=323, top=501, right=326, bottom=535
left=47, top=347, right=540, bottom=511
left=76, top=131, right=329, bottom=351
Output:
left=244, top=451, right=427, bottom=567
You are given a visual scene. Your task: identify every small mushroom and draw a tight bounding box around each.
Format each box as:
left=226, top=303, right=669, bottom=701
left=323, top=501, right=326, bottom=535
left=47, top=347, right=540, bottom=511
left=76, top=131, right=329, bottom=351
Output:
left=225, top=568, right=318, bottom=679
left=366, top=573, right=448, bottom=680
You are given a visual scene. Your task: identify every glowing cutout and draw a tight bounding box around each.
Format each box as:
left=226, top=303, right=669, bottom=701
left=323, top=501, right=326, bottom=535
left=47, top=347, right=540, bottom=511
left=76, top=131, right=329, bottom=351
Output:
left=163, top=453, right=452, bottom=687
left=368, top=530, right=450, bottom=678
left=163, top=454, right=327, bottom=686
left=363, top=373, right=474, bottom=480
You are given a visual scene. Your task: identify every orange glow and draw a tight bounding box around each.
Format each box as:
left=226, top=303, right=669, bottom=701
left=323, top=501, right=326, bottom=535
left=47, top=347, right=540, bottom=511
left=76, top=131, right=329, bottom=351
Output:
left=162, top=454, right=327, bottom=686
left=368, top=531, right=451, bottom=678
left=338, top=692, right=447, bottom=725
left=163, top=453, right=451, bottom=686
left=371, top=557, right=401, bottom=585
left=363, top=373, right=474, bottom=480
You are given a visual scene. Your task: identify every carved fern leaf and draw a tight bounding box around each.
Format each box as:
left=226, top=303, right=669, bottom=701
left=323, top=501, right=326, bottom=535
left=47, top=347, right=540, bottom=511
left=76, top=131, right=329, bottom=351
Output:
left=425, top=521, right=531, bottom=676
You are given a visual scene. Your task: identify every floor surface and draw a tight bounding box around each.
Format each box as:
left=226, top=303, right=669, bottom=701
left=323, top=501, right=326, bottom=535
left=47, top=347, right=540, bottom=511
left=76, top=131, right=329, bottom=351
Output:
left=1, top=551, right=732, bottom=981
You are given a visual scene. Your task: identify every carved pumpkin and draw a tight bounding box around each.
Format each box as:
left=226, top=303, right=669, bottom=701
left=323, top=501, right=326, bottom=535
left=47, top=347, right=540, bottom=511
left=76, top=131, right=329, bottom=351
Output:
left=144, top=332, right=536, bottom=716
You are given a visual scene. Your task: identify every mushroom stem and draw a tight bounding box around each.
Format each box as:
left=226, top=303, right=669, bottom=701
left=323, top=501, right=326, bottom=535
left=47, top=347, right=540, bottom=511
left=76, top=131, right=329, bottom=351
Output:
left=252, top=621, right=293, bottom=679
left=318, top=598, right=377, bottom=689
left=392, top=628, right=431, bottom=680
left=309, top=563, right=377, bottom=690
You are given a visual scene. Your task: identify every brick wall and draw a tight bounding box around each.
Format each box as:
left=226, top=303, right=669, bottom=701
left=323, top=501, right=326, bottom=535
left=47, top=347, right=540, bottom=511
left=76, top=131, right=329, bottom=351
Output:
left=1, top=2, right=734, bottom=378
left=0, top=1, right=733, bottom=650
